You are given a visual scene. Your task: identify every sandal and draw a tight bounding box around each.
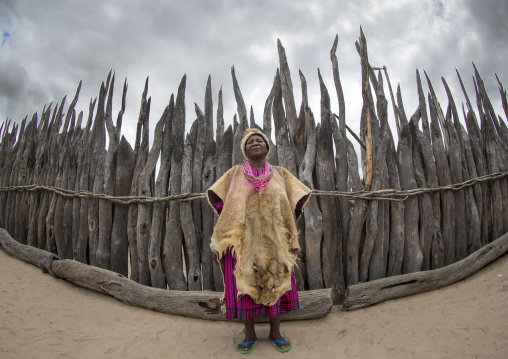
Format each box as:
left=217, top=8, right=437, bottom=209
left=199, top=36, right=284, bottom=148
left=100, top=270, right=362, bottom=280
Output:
left=235, top=339, right=258, bottom=354
left=272, top=339, right=292, bottom=353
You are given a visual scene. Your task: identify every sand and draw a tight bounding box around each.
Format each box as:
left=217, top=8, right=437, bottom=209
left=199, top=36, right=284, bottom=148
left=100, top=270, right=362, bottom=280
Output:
left=1, top=248, right=507, bottom=359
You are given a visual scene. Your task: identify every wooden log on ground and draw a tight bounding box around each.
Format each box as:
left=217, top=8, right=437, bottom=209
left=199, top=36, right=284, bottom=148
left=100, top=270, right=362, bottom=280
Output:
left=0, top=227, right=59, bottom=274
left=343, top=231, right=508, bottom=311
left=48, top=257, right=333, bottom=321
left=2, top=224, right=331, bottom=321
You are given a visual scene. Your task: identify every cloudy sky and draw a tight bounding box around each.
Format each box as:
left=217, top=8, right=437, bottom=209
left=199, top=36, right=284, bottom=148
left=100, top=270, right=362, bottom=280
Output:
left=1, top=0, right=507, bottom=147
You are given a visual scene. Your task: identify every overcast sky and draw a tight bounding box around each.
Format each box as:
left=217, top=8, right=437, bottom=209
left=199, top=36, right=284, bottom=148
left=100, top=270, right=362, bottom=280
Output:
left=1, top=0, right=508, bottom=147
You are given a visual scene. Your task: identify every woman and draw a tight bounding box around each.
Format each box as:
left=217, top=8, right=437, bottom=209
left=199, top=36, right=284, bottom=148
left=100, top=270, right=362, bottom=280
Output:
left=207, top=128, right=310, bottom=354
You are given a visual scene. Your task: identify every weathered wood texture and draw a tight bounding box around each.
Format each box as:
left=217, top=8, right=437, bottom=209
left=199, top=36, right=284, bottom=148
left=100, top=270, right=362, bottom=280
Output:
left=1, top=30, right=507, bottom=310
left=50, top=258, right=333, bottom=321
left=0, top=228, right=59, bottom=274
left=343, top=231, right=508, bottom=310
left=0, top=227, right=332, bottom=321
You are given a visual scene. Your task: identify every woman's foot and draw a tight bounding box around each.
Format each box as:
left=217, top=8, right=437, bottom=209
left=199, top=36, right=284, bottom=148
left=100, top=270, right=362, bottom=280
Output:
left=269, top=333, right=292, bottom=352
left=236, top=335, right=258, bottom=354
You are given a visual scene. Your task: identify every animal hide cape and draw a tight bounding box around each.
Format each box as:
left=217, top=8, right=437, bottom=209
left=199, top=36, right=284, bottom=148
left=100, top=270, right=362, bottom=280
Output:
left=207, top=165, right=310, bottom=306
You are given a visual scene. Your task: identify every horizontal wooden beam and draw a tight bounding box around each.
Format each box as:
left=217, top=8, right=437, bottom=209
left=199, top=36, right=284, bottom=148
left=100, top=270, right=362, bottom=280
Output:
left=0, top=228, right=59, bottom=274
left=343, top=231, right=508, bottom=310
left=0, top=227, right=332, bottom=321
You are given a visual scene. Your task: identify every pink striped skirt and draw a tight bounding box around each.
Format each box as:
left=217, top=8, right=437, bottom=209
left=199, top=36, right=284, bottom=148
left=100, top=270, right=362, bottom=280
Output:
left=223, top=248, right=299, bottom=321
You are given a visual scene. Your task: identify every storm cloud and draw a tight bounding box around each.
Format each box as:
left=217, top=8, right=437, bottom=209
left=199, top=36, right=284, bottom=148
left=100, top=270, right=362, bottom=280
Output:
left=1, top=0, right=507, bottom=143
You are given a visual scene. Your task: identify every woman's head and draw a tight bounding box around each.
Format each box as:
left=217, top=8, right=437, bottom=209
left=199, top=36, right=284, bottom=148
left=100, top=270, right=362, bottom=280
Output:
left=240, top=128, right=270, bottom=160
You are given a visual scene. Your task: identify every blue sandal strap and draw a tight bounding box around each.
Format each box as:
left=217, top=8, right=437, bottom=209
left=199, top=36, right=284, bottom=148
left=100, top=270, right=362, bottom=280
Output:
left=239, top=341, right=256, bottom=347
left=272, top=339, right=286, bottom=345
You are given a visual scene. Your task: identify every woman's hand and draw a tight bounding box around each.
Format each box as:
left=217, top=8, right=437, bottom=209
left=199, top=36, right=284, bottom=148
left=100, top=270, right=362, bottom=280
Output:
left=213, top=251, right=225, bottom=274
left=213, top=252, right=220, bottom=266
left=291, top=248, right=302, bottom=259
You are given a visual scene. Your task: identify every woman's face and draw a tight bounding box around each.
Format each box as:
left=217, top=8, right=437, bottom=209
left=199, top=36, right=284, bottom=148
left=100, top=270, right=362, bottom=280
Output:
left=245, top=134, right=268, bottom=160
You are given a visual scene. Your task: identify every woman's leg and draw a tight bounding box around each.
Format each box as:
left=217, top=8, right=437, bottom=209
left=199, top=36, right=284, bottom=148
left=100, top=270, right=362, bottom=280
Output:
left=237, top=318, right=257, bottom=351
left=269, top=317, right=291, bottom=350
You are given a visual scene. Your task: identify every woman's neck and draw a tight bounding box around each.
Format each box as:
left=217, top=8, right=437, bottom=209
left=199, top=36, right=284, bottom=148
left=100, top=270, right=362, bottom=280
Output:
left=248, top=158, right=266, bottom=170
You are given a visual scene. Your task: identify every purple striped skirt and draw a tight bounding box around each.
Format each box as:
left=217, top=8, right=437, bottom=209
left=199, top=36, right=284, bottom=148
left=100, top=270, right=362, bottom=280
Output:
left=223, top=248, right=299, bottom=321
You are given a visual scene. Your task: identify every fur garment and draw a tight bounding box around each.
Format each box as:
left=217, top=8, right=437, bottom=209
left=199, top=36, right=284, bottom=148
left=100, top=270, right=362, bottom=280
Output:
left=207, top=165, right=310, bottom=306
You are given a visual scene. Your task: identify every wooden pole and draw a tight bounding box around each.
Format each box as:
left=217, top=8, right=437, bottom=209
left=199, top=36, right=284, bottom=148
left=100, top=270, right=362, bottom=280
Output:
left=163, top=75, right=187, bottom=291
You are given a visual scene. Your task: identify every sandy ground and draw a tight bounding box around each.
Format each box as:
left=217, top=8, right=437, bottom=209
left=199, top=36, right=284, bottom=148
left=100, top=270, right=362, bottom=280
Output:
left=1, top=248, right=507, bottom=359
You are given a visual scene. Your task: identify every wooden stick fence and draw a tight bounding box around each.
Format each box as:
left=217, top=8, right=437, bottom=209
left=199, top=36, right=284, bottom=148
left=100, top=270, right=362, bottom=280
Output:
left=1, top=29, right=508, bottom=307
